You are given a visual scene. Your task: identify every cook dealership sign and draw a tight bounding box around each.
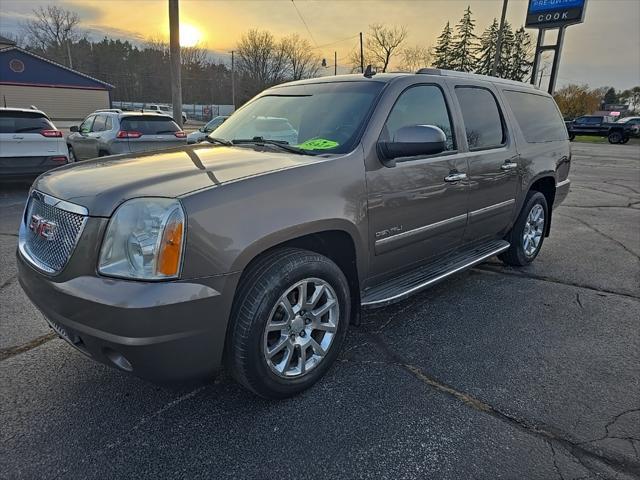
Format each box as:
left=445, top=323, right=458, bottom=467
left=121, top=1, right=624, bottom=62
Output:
left=526, top=0, right=587, bottom=28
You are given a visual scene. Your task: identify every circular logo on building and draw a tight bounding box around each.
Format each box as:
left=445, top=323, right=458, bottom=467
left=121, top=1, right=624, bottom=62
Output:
left=9, top=58, right=25, bottom=73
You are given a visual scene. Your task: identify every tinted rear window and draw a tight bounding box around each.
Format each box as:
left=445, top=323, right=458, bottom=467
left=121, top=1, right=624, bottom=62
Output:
left=504, top=90, right=567, bottom=143
left=0, top=111, right=54, bottom=133
left=455, top=87, right=505, bottom=150
left=120, top=116, right=180, bottom=134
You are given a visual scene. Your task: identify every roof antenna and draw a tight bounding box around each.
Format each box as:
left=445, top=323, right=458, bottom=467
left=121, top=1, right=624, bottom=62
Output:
left=363, top=64, right=376, bottom=78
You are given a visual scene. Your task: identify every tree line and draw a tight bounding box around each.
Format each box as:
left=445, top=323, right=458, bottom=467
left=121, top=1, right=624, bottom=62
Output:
left=4, top=4, right=638, bottom=118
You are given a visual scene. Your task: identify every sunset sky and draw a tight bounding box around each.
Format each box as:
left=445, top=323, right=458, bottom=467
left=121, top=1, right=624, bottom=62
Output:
left=1, top=0, right=639, bottom=89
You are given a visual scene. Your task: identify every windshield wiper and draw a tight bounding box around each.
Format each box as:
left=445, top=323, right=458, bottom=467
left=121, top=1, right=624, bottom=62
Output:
left=232, top=137, right=315, bottom=156
left=205, top=136, right=233, bottom=146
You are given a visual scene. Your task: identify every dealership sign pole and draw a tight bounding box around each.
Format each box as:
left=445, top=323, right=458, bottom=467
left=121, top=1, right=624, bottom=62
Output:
left=527, top=0, right=588, bottom=94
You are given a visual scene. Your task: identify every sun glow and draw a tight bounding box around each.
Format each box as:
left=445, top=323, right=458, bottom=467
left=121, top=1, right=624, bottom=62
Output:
left=179, top=23, right=202, bottom=47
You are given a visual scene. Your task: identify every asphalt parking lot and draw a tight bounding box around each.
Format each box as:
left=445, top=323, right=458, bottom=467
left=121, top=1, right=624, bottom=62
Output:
left=1, top=142, right=639, bottom=479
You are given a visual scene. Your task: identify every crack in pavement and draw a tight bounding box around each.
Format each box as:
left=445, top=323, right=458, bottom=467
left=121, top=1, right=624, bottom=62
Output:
left=360, top=332, right=640, bottom=479
left=0, top=232, right=18, bottom=237
left=557, top=212, right=640, bottom=261
left=51, top=384, right=210, bottom=479
left=0, top=274, right=16, bottom=291
left=604, top=181, right=640, bottom=196
left=474, top=265, right=640, bottom=301
left=0, top=332, right=57, bottom=361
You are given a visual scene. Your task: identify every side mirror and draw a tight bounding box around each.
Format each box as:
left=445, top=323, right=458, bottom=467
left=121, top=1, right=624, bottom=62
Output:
left=199, top=127, right=206, bottom=133
left=70, top=125, right=79, bottom=132
left=377, top=125, right=447, bottom=167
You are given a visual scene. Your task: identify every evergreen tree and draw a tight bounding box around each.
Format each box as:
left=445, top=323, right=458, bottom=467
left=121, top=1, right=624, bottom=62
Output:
left=496, top=21, right=515, bottom=78
left=507, top=27, right=533, bottom=81
left=475, top=18, right=499, bottom=76
left=603, top=87, right=618, bottom=105
left=433, top=21, right=454, bottom=69
left=450, top=6, right=478, bottom=72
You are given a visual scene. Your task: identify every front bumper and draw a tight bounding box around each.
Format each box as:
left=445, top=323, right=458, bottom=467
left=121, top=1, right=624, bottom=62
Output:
left=17, top=253, right=240, bottom=381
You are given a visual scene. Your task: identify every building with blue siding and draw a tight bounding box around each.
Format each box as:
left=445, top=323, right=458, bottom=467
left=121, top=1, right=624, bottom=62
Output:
left=0, top=37, right=113, bottom=120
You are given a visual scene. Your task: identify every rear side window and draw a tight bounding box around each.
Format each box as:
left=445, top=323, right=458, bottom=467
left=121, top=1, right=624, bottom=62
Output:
left=383, top=84, right=455, bottom=151
left=92, top=115, right=107, bottom=132
left=504, top=90, right=567, bottom=143
left=455, top=87, right=505, bottom=150
left=120, top=116, right=180, bottom=134
left=0, top=111, right=54, bottom=133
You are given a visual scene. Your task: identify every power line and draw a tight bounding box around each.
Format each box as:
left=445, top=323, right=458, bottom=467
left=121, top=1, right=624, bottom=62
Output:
left=311, top=34, right=359, bottom=50
left=291, top=0, right=318, bottom=47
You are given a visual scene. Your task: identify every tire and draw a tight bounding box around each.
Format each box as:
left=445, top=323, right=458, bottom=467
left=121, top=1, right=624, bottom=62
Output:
left=227, top=248, right=351, bottom=399
left=98, top=150, right=109, bottom=157
left=620, top=136, right=630, bottom=144
left=68, top=145, right=77, bottom=162
left=499, top=191, right=549, bottom=267
left=608, top=131, right=623, bottom=144
left=568, top=133, right=575, bottom=141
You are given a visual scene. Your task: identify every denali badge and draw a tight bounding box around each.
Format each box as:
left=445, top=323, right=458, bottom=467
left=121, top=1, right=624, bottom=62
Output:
left=29, top=214, right=57, bottom=241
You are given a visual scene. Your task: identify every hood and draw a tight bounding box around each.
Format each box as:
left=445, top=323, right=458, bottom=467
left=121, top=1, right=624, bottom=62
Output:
left=34, top=144, right=318, bottom=217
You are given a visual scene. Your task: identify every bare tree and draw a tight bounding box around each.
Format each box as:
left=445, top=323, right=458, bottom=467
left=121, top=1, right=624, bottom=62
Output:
left=397, top=45, right=431, bottom=73
left=281, top=34, right=321, bottom=80
left=236, top=29, right=287, bottom=91
left=22, top=5, right=81, bottom=64
left=365, top=24, right=408, bottom=73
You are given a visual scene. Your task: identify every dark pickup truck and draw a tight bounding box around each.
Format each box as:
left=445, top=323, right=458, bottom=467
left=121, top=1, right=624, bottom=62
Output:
left=565, top=115, right=634, bottom=144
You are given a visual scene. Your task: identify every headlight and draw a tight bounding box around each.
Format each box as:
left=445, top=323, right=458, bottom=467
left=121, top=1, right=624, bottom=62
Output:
left=98, top=198, right=185, bottom=280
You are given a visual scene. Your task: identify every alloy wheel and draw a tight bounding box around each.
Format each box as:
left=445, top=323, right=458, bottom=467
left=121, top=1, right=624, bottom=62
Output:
left=263, top=278, right=339, bottom=379
left=523, top=204, right=545, bottom=257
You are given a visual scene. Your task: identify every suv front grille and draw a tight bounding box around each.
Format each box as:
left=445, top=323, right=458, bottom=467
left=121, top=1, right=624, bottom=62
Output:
left=19, top=191, right=88, bottom=274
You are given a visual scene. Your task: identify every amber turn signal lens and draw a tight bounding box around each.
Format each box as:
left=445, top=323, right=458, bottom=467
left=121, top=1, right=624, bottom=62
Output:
left=157, top=219, right=183, bottom=276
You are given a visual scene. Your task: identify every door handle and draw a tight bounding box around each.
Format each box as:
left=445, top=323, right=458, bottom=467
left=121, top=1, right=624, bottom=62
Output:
left=444, top=172, right=468, bottom=183
left=501, top=162, right=518, bottom=171
left=501, top=155, right=520, bottom=171
left=12, top=136, right=24, bottom=140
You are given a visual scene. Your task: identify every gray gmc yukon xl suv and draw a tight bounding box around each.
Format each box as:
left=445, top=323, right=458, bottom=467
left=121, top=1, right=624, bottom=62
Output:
left=17, top=69, right=570, bottom=399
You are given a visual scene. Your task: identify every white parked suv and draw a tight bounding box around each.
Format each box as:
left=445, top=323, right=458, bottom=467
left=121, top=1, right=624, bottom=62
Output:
left=0, top=108, right=69, bottom=180
left=146, top=104, right=188, bottom=124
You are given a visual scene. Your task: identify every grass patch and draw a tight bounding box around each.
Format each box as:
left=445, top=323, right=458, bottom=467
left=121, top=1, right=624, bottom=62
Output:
left=574, top=136, right=640, bottom=145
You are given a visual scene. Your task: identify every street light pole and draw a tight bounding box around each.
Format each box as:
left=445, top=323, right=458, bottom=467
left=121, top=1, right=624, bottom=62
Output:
left=230, top=50, right=236, bottom=109
left=491, top=0, right=509, bottom=77
left=359, top=32, right=364, bottom=73
left=334, top=51, right=337, bottom=75
left=168, top=0, right=183, bottom=128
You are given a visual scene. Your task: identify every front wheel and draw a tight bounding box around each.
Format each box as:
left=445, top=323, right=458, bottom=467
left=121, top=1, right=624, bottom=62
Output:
left=227, top=248, right=350, bottom=399
left=608, top=131, right=623, bottom=144
left=499, top=191, right=548, bottom=266
left=568, top=133, right=575, bottom=141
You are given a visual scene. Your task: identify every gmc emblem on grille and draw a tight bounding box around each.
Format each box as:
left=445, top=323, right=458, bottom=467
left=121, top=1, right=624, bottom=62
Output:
left=29, top=214, right=57, bottom=241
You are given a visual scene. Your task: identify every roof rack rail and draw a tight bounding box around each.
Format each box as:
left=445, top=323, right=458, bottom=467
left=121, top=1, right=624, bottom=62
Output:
left=416, top=68, right=442, bottom=75
left=416, top=68, right=539, bottom=89
left=94, top=108, right=122, bottom=113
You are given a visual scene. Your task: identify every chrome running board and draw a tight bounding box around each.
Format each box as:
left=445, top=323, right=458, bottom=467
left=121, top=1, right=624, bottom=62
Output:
left=361, top=240, right=510, bottom=309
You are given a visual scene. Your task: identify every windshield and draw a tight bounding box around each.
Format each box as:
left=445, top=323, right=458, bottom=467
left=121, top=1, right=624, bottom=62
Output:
left=120, top=116, right=180, bottom=134
left=617, top=117, right=637, bottom=123
left=0, top=111, right=54, bottom=133
left=211, top=81, right=385, bottom=154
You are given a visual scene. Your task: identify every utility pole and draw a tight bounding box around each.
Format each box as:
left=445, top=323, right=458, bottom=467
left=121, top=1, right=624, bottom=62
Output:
left=230, top=50, right=236, bottom=109
left=491, top=0, right=508, bottom=77
left=334, top=51, right=337, bottom=75
left=359, top=32, right=364, bottom=73
left=66, top=39, right=73, bottom=69
left=168, top=0, right=183, bottom=128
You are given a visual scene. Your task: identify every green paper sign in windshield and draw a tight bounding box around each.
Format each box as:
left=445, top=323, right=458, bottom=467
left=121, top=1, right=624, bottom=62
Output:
left=297, top=138, right=339, bottom=150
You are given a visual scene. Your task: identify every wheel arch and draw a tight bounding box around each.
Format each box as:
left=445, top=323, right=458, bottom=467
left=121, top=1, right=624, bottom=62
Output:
left=528, top=175, right=556, bottom=237
left=231, top=224, right=364, bottom=325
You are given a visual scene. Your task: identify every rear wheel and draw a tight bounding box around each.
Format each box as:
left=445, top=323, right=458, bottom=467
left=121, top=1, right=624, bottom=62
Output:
left=608, top=130, right=623, bottom=144
left=67, top=145, right=77, bottom=162
left=620, top=136, right=630, bottom=144
left=568, top=133, right=575, bottom=141
left=227, top=248, right=350, bottom=399
left=98, top=150, right=109, bottom=157
left=499, top=191, right=548, bottom=266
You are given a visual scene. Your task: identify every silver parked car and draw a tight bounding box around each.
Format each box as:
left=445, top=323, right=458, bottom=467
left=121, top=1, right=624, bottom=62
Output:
left=66, top=110, right=187, bottom=161
left=187, top=115, right=229, bottom=144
